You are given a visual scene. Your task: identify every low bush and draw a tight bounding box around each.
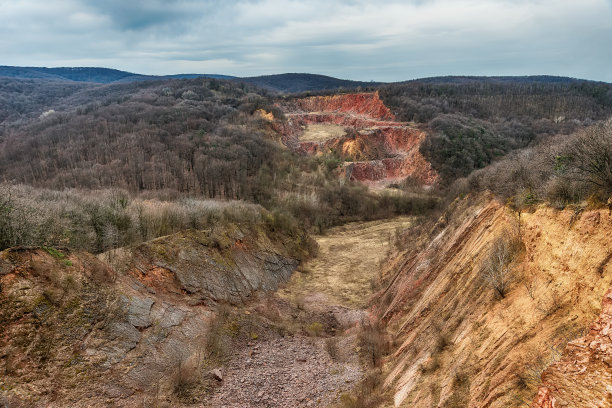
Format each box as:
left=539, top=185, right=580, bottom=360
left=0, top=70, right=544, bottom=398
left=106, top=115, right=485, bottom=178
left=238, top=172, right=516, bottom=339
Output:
left=359, top=322, right=389, bottom=367
left=325, top=337, right=339, bottom=360
left=480, top=230, right=523, bottom=299
left=339, top=369, right=389, bottom=408
left=451, top=119, right=612, bottom=210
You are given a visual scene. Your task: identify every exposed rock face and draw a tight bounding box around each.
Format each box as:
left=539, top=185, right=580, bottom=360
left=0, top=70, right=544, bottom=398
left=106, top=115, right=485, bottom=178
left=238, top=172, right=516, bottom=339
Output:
left=122, top=228, right=299, bottom=305
left=278, top=92, right=438, bottom=187
left=291, top=92, right=395, bottom=120
left=0, top=224, right=300, bottom=407
left=375, top=197, right=612, bottom=407
left=532, top=286, right=612, bottom=408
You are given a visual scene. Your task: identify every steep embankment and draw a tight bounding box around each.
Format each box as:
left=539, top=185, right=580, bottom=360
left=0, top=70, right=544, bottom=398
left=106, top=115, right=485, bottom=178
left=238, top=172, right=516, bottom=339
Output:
left=277, top=92, right=437, bottom=187
left=0, top=212, right=412, bottom=408
left=533, top=285, right=612, bottom=407
left=375, top=196, right=612, bottom=407
left=0, top=224, right=300, bottom=407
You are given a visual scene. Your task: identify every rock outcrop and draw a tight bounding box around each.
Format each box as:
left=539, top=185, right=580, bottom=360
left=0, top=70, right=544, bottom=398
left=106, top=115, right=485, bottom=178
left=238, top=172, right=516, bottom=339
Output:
left=290, top=92, right=395, bottom=121
left=532, top=286, right=612, bottom=408
left=117, top=227, right=299, bottom=305
left=0, top=224, right=300, bottom=407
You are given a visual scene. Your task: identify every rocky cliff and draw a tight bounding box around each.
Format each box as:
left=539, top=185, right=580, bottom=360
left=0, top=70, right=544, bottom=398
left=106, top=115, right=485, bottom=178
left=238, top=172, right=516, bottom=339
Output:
left=290, top=92, right=395, bottom=121
left=277, top=92, right=438, bottom=187
left=532, top=285, right=612, bottom=408
left=375, top=196, right=612, bottom=407
left=0, top=223, right=300, bottom=407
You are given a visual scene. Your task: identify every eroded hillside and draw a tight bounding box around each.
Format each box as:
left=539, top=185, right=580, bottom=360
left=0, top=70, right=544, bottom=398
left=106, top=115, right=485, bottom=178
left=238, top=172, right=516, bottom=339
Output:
left=0, top=223, right=301, bottom=407
left=533, top=285, right=612, bottom=407
left=0, top=205, right=416, bottom=407
left=276, top=92, right=438, bottom=187
left=375, top=196, right=612, bottom=407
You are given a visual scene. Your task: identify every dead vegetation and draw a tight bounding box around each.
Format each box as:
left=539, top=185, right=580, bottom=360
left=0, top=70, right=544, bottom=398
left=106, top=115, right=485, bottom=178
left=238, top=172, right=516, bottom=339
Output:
left=279, top=216, right=414, bottom=309
left=334, top=321, right=392, bottom=408
left=481, top=228, right=523, bottom=299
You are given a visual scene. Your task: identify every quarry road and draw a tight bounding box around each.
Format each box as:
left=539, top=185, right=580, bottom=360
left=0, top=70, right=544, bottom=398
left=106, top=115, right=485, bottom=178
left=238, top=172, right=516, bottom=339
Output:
left=205, top=216, right=413, bottom=408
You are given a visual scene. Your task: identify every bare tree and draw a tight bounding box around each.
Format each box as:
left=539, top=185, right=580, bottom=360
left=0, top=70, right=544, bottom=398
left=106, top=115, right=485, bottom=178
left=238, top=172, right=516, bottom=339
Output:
left=567, top=119, right=612, bottom=197
left=0, top=184, right=14, bottom=249
left=481, top=233, right=520, bottom=298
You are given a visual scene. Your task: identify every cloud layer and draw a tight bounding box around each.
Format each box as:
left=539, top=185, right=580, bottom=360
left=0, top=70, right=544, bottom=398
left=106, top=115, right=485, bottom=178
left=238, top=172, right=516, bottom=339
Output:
left=1, top=0, right=610, bottom=81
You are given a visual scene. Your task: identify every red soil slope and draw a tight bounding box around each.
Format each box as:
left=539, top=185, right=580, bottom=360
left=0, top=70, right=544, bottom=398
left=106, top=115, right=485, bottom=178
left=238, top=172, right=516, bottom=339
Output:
left=291, top=92, right=395, bottom=121
left=277, top=92, right=438, bottom=186
left=533, top=285, right=612, bottom=408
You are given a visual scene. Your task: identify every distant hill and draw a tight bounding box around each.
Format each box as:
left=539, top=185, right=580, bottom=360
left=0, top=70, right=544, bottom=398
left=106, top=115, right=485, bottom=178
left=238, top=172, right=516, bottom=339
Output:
left=0, top=66, right=235, bottom=84
left=238, top=73, right=379, bottom=93
left=1, top=66, right=608, bottom=95
left=404, top=75, right=599, bottom=85
left=0, top=66, right=377, bottom=93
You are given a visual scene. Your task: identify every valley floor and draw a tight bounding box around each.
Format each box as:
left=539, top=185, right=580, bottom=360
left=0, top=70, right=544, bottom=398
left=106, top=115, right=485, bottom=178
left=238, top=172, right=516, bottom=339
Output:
left=204, top=217, right=413, bottom=407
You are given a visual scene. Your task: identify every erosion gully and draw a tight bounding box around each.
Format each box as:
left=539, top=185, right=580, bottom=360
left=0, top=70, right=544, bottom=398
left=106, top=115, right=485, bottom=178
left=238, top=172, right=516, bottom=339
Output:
left=205, top=217, right=412, bottom=408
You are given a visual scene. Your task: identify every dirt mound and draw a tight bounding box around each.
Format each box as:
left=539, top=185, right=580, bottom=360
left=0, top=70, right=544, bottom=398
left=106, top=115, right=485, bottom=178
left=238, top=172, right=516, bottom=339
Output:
left=277, top=92, right=438, bottom=187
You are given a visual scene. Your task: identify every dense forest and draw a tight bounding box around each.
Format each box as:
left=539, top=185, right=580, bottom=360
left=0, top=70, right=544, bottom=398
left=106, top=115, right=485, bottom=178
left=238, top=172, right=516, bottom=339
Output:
left=378, top=79, right=612, bottom=182
left=0, top=77, right=435, bottom=251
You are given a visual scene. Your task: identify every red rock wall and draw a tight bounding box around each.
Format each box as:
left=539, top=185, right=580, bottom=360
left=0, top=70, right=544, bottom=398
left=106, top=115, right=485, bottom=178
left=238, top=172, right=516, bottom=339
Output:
left=347, top=152, right=437, bottom=185
left=279, top=92, right=439, bottom=186
left=292, top=92, right=395, bottom=120
left=297, top=127, right=420, bottom=158
left=288, top=113, right=399, bottom=129
left=532, top=286, right=612, bottom=408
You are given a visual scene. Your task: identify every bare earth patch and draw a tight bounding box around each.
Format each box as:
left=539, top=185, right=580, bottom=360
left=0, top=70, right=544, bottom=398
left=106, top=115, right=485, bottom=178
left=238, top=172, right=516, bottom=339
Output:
left=206, top=335, right=361, bottom=408
left=299, top=123, right=346, bottom=142
left=280, top=217, right=414, bottom=309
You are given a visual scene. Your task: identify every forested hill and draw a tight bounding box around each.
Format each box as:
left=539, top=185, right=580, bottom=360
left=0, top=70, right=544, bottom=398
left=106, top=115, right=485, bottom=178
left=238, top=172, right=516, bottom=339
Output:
left=378, top=78, right=612, bottom=181
left=0, top=65, right=233, bottom=83
left=2, top=73, right=612, bottom=190
left=2, top=65, right=610, bottom=95
left=239, top=73, right=378, bottom=93
left=0, top=66, right=374, bottom=92
left=401, top=75, right=600, bottom=85
left=0, top=78, right=283, bottom=196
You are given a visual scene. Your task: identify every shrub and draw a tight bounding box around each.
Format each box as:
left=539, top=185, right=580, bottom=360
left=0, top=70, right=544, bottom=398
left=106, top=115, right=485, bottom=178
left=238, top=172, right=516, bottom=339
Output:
left=435, top=332, right=452, bottom=352
left=565, top=119, right=612, bottom=199
left=481, top=231, right=522, bottom=299
left=171, top=351, right=200, bottom=402
left=306, top=321, right=324, bottom=336
left=359, top=322, right=389, bottom=367
left=339, top=369, right=388, bottom=408
left=325, top=337, right=339, bottom=360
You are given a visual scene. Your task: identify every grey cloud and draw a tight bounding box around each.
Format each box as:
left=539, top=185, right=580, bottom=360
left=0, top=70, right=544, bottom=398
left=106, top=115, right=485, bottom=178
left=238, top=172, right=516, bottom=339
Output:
left=0, top=0, right=610, bottom=82
left=80, top=0, right=208, bottom=30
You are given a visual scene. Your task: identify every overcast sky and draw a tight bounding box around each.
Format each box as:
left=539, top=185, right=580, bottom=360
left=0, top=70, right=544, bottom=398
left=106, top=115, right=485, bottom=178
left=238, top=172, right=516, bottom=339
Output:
left=1, top=0, right=611, bottom=82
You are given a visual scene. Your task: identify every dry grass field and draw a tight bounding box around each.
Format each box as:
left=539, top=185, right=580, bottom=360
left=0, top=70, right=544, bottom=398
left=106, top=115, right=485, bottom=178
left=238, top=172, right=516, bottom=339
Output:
left=279, top=216, right=414, bottom=309
left=299, top=123, right=346, bottom=142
